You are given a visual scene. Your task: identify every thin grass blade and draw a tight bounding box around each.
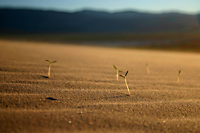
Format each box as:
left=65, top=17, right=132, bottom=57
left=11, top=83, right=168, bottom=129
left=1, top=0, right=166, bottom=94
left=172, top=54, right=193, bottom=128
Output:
left=119, top=75, right=125, bottom=78
left=113, top=65, right=117, bottom=70
left=125, top=71, right=129, bottom=76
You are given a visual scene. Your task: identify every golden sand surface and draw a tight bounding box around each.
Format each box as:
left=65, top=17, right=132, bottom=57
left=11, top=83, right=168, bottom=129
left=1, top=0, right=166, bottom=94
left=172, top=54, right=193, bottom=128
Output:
left=0, top=40, right=200, bottom=132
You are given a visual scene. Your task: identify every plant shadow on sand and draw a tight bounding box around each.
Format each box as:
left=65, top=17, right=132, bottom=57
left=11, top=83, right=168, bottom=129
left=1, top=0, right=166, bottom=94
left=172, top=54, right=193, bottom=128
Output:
left=45, top=97, right=57, bottom=100
left=42, top=75, right=49, bottom=78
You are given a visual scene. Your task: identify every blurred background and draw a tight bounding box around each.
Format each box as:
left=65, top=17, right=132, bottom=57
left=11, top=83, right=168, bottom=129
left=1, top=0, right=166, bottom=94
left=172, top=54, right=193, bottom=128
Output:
left=0, top=0, right=200, bottom=52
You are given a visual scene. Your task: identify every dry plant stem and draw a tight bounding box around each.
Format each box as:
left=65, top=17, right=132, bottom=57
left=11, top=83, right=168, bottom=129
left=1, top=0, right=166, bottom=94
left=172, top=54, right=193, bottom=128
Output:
left=125, top=77, right=130, bottom=96
left=177, top=73, right=180, bottom=83
left=177, top=76, right=179, bottom=83
left=146, top=64, right=150, bottom=74
left=48, top=63, right=52, bottom=78
left=147, top=66, right=150, bottom=74
left=116, top=71, right=118, bottom=80
left=113, top=65, right=122, bottom=81
left=46, top=60, right=57, bottom=78
left=177, top=70, right=181, bottom=83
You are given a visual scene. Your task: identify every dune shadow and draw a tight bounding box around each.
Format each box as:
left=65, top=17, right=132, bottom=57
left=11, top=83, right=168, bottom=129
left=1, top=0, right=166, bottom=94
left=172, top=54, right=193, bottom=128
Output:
left=45, top=97, right=57, bottom=100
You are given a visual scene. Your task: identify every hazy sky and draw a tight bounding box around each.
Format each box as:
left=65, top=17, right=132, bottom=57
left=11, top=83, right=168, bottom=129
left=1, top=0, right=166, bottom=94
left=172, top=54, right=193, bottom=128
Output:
left=0, top=0, right=200, bottom=14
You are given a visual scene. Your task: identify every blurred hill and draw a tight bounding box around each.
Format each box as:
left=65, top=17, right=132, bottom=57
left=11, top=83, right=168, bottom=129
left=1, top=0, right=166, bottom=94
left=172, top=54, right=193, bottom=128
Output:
left=1, top=8, right=200, bottom=52
left=0, top=8, right=200, bottom=34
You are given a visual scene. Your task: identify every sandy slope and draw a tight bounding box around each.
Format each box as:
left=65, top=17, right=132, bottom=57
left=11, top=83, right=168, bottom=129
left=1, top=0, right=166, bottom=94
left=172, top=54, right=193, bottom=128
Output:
left=0, top=40, right=200, bottom=133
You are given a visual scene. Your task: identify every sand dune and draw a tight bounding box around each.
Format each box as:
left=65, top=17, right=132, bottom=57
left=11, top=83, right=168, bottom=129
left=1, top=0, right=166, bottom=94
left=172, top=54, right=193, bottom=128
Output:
left=0, top=40, right=200, bottom=132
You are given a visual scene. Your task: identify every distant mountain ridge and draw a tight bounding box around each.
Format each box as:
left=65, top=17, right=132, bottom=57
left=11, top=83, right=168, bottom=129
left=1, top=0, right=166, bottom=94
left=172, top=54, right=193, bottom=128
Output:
left=0, top=8, right=200, bottom=34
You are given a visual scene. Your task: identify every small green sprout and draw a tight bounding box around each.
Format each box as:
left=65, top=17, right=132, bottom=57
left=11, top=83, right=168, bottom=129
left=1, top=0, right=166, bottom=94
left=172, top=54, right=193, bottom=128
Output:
left=146, top=63, right=150, bottom=74
left=177, top=70, right=181, bottom=83
left=45, top=60, right=57, bottom=78
left=113, top=65, right=123, bottom=81
left=120, top=71, right=130, bottom=96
